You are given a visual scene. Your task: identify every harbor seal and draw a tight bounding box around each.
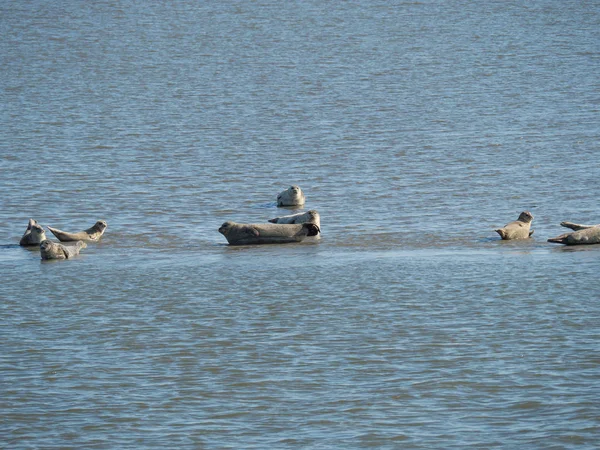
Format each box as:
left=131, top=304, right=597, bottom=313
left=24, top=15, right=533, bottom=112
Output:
left=268, top=210, right=321, bottom=229
left=20, top=219, right=47, bottom=246
left=548, top=221, right=600, bottom=245
left=40, top=239, right=87, bottom=260
left=218, top=221, right=320, bottom=245
left=276, top=185, right=306, bottom=207
left=495, top=211, right=534, bottom=240
left=47, top=220, right=107, bottom=242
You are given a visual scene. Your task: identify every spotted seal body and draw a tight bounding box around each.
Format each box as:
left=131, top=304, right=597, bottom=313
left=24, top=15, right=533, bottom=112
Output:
left=276, top=185, right=305, bottom=207
left=548, top=221, right=600, bottom=245
left=218, top=221, right=320, bottom=245
left=47, top=220, right=107, bottom=242
left=40, top=240, right=87, bottom=260
left=20, top=219, right=47, bottom=246
left=268, top=210, right=321, bottom=229
left=495, top=211, right=534, bottom=240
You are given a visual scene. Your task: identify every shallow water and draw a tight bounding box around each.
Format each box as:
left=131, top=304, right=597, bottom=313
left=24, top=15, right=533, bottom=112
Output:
left=1, top=0, right=600, bottom=448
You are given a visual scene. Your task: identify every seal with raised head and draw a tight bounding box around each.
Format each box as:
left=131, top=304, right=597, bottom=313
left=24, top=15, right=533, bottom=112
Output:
left=40, top=239, right=87, bottom=260
left=548, top=221, right=600, bottom=245
left=218, top=221, right=320, bottom=245
left=47, top=220, right=107, bottom=242
left=268, top=210, right=321, bottom=229
left=276, top=185, right=306, bottom=207
left=495, top=211, right=534, bottom=240
left=20, top=219, right=47, bottom=246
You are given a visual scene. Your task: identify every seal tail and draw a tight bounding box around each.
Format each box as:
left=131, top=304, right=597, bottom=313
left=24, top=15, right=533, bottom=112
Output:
left=47, top=225, right=71, bottom=242
left=548, top=233, right=568, bottom=244
left=560, top=221, right=597, bottom=231
left=495, top=228, right=507, bottom=240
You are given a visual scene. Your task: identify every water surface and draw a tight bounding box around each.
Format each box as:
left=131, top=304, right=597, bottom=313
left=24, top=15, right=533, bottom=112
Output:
left=1, top=1, right=599, bottom=448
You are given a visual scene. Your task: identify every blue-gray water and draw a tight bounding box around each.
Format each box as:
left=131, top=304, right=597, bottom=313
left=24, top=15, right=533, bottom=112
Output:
left=1, top=1, right=599, bottom=448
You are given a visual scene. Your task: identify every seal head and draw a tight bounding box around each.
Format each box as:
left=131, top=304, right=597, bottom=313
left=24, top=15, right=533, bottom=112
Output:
left=276, top=185, right=306, bottom=207
left=517, top=211, right=534, bottom=223
left=20, top=219, right=47, bottom=246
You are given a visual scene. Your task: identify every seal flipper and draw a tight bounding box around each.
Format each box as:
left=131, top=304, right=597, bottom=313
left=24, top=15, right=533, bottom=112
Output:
left=242, top=225, right=260, bottom=237
left=47, top=225, right=69, bottom=241
left=495, top=228, right=507, bottom=240
left=529, top=230, right=534, bottom=237
left=560, top=221, right=598, bottom=231
left=548, top=233, right=568, bottom=244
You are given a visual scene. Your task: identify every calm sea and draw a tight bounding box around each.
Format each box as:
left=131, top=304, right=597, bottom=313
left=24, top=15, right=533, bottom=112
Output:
left=1, top=1, right=599, bottom=448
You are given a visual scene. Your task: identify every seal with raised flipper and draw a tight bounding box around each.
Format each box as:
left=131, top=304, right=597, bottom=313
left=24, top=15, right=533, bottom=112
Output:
left=559, top=221, right=600, bottom=231
left=218, top=221, right=320, bottom=245
left=40, top=239, right=87, bottom=260
left=20, top=219, right=47, bottom=246
left=47, top=220, right=107, bottom=242
left=276, top=185, right=306, bottom=207
left=548, top=221, right=600, bottom=245
left=495, top=211, right=534, bottom=240
left=268, top=210, right=321, bottom=229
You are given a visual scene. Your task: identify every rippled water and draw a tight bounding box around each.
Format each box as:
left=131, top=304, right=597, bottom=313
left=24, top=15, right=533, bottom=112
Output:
left=1, top=0, right=599, bottom=448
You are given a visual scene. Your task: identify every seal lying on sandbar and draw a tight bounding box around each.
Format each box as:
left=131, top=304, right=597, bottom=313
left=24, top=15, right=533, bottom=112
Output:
left=548, top=221, right=600, bottom=245
left=268, top=210, right=321, bottom=228
left=218, top=221, right=320, bottom=245
left=495, top=211, right=534, bottom=240
left=40, top=239, right=87, bottom=260
left=277, top=185, right=305, bottom=207
left=47, top=220, right=107, bottom=242
left=20, top=219, right=47, bottom=246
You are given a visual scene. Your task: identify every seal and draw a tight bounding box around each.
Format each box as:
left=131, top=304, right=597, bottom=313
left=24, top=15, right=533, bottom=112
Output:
left=20, top=219, right=47, bottom=246
left=268, top=210, right=321, bottom=229
left=47, top=220, right=107, bottom=242
left=548, top=221, right=600, bottom=245
left=495, top=211, right=534, bottom=240
left=40, top=239, right=87, bottom=260
left=218, top=221, right=320, bottom=245
left=277, top=185, right=306, bottom=207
